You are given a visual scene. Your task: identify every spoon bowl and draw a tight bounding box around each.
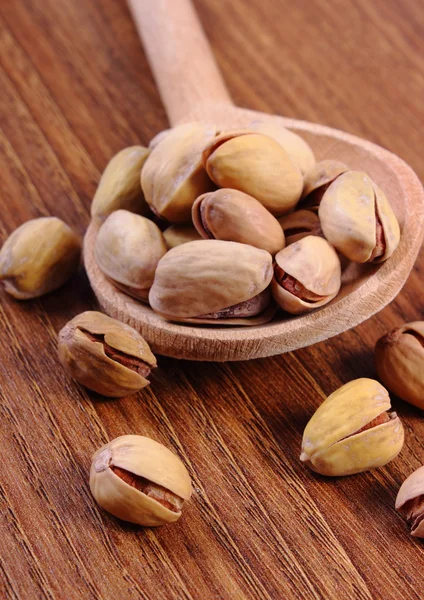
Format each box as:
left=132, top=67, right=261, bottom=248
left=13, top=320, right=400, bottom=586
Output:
left=83, top=0, right=424, bottom=361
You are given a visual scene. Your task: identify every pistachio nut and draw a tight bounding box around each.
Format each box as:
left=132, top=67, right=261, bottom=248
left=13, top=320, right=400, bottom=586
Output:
left=300, top=378, right=404, bottom=476
left=141, top=122, right=217, bottom=222
left=202, top=131, right=303, bottom=216
left=149, top=240, right=274, bottom=325
left=319, top=171, right=400, bottom=263
left=375, top=321, right=424, bottom=410
left=90, top=435, right=192, bottom=526
left=58, top=311, right=156, bottom=397
left=149, top=129, right=171, bottom=150
left=163, top=224, right=202, bottom=249
left=0, top=217, right=80, bottom=299
left=192, top=189, right=285, bottom=255
left=271, top=236, right=341, bottom=314
left=299, top=160, right=349, bottom=211
left=395, top=466, right=424, bottom=537
left=91, top=146, right=151, bottom=220
left=278, top=209, right=322, bottom=246
left=248, top=120, right=316, bottom=174
left=95, top=210, right=167, bottom=302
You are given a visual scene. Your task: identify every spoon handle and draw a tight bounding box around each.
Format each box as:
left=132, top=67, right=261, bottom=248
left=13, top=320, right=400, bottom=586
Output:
left=127, top=0, right=233, bottom=126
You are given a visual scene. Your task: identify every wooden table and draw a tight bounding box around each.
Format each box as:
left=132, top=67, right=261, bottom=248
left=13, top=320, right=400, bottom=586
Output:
left=0, top=0, right=423, bottom=598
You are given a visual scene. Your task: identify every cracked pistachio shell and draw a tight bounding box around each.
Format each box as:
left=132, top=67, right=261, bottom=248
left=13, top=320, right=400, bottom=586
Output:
left=90, top=435, right=192, bottom=527
left=192, top=189, right=285, bottom=255
left=278, top=209, right=322, bottom=245
left=163, top=224, right=202, bottom=249
left=58, top=311, right=156, bottom=397
left=149, top=240, right=274, bottom=325
left=319, top=171, right=400, bottom=263
left=396, top=466, right=424, bottom=537
left=301, top=160, right=349, bottom=202
left=95, top=210, right=167, bottom=302
left=248, top=120, right=316, bottom=174
left=0, top=217, right=80, bottom=299
left=375, top=321, right=424, bottom=410
left=272, top=236, right=341, bottom=314
left=300, top=378, right=404, bottom=476
left=91, top=146, right=151, bottom=220
left=202, top=131, right=303, bottom=216
left=141, top=122, right=217, bottom=223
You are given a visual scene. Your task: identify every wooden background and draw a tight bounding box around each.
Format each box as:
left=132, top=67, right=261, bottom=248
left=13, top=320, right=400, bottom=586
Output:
left=0, top=0, right=423, bottom=598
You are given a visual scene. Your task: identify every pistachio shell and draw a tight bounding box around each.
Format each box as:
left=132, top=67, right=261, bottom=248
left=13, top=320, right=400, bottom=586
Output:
left=192, top=189, right=285, bottom=255
left=272, top=236, right=341, bottom=314
left=278, top=209, right=322, bottom=245
left=163, top=224, right=202, bottom=249
left=395, top=466, right=424, bottom=537
left=248, top=120, right=316, bottom=174
left=0, top=217, right=81, bottom=299
left=319, top=171, right=399, bottom=263
left=202, top=132, right=303, bottom=216
left=90, top=435, right=192, bottom=526
left=149, top=129, right=171, bottom=150
left=91, top=146, right=150, bottom=220
left=149, top=240, right=273, bottom=325
left=301, top=160, right=349, bottom=200
left=95, top=210, right=167, bottom=302
left=375, top=321, right=424, bottom=409
left=373, top=183, right=401, bottom=262
left=300, top=378, right=404, bottom=476
left=141, top=122, right=217, bottom=223
left=58, top=311, right=156, bottom=397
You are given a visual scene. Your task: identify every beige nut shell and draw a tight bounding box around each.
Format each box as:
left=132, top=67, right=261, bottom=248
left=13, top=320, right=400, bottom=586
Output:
left=90, top=435, right=192, bottom=527
left=301, top=160, right=349, bottom=200
left=278, top=209, right=322, bottom=245
left=141, top=122, right=217, bottom=223
left=248, top=120, right=316, bottom=174
left=58, top=311, right=156, bottom=397
left=301, top=378, right=404, bottom=476
left=319, top=171, right=400, bottom=263
left=163, top=224, right=202, bottom=249
left=0, top=217, right=81, bottom=299
left=375, top=321, right=424, bottom=410
left=395, top=466, right=424, bottom=537
left=149, top=239, right=273, bottom=325
left=192, top=189, right=285, bottom=255
left=272, top=236, right=341, bottom=314
left=202, top=131, right=303, bottom=216
left=91, top=146, right=151, bottom=220
left=94, top=210, right=167, bottom=301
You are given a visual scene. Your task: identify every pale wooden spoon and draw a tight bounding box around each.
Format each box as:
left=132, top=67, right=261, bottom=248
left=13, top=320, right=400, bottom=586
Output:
left=84, top=0, right=424, bottom=361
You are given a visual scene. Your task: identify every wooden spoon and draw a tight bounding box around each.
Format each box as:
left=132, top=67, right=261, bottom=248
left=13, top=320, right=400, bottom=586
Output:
left=83, top=0, right=424, bottom=361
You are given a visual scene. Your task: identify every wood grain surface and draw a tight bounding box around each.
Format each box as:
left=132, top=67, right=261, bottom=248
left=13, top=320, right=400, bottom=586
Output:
left=0, top=0, right=423, bottom=599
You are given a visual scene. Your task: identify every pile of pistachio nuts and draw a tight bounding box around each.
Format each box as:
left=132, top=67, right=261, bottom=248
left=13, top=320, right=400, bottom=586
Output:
left=0, top=121, right=423, bottom=537
left=91, top=121, right=401, bottom=325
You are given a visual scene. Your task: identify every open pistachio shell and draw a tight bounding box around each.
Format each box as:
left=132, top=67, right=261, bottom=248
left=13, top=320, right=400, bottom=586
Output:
left=319, top=171, right=400, bottom=263
left=141, top=122, right=217, bottom=223
left=90, top=435, right=192, bottom=526
left=91, top=146, right=151, bottom=220
left=300, top=160, right=349, bottom=210
left=375, top=321, right=424, bottom=410
left=202, top=131, right=303, bottom=216
left=300, top=378, right=404, bottom=476
left=95, top=210, right=167, bottom=302
left=396, top=466, right=424, bottom=537
left=58, top=311, right=157, bottom=397
left=271, top=236, right=341, bottom=314
left=248, top=120, right=316, bottom=174
left=0, top=217, right=81, bottom=299
left=192, top=188, right=285, bottom=255
left=149, top=239, right=274, bottom=325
